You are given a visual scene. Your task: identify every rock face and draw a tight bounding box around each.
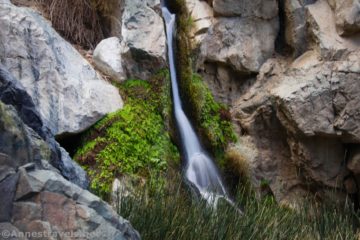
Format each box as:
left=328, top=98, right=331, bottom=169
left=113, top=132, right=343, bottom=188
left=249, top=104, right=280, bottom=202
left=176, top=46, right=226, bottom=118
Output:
left=306, top=0, right=359, bottom=60
left=213, top=0, right=278, bottom=19
left=183, top=0, right=278, bottom=105
left=232, top=50, right=360, bottom=205
left=185, top=0, right=360, bottom=206
left=200, top=17, right=278, bottom=74
left=329, top=0, right=360, bottom=36
left=0, top=63, right=88, bottom=188
left=185, top=0, right=214, bottom=43
left=99, top=0, right=166, bottom=81
left=0, top=100, right=140, bottom=239
left=0, top=1, right=123, bottom=136
left=283, top=0, right=310, bottom=57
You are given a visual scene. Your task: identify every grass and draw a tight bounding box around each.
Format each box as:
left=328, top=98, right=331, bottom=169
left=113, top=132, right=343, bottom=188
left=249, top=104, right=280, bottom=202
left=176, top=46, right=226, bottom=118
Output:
left=74, top=70, right=180, bottom=199
left=118, top=183, right=360, bottom=240
left=35, top=0, right=117, bottom=48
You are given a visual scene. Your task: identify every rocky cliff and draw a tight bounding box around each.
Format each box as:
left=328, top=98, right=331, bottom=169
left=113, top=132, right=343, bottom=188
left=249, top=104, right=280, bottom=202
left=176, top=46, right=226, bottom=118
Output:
left=186, top=0, right=360, bottom=206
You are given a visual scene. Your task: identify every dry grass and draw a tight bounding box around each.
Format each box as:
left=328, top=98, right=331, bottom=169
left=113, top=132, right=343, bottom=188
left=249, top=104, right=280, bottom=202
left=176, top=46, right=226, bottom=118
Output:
left=225, top=137, right=257, bottom=183
left=33, top=0, right=117, bottom=48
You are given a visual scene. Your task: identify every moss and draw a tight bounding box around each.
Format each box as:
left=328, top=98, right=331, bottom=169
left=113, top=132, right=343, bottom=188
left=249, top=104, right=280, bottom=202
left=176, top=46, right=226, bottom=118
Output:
left=74, top=70, right=180, bottom=199
left=169, top=0, right=237, bottom=164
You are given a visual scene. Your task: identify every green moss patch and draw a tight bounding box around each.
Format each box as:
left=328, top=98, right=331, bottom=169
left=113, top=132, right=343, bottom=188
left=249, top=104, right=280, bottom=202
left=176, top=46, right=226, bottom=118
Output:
left=74, top=70, right=180, bottom=199
left=169, top=0, right=237, bottom=163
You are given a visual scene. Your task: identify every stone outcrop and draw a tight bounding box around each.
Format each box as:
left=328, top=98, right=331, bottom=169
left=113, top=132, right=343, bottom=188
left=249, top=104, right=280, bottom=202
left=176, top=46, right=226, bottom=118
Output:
left=329, top=0, right=360, bottom=36
left=200, top=17, right=279, bottom=74
left=121, top=0, right=166, bottom=80
left=0, top=1, right=123, bottom=136
left=0, top=65, right=88, bottom=188
left=184, top=0, right=278, bottom=105
left=187, top=0, right=360, bottom=206
left=99, top=0, right=166, bottom=81
left=231, top=50, right=360, bottom=205
left=185, top=0, right=214, bottom=43
left=306, top=0, right=359, bottom=60
left=0, top=100, right=140, bottom=239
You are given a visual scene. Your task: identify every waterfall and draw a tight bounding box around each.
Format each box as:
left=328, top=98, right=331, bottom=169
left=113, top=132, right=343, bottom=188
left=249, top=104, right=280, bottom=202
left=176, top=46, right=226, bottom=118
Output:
left=161, top=6, right=229, bottom=205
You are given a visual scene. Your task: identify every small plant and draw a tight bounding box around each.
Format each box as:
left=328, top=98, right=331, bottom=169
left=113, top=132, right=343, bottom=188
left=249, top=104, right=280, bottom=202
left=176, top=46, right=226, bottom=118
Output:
left=74, top=70, right=180, bottom=199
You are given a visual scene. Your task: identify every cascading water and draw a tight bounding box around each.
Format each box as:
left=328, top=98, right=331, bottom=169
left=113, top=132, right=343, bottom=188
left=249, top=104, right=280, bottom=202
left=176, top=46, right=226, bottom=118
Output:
left=161, top=6, right=229, bottom=206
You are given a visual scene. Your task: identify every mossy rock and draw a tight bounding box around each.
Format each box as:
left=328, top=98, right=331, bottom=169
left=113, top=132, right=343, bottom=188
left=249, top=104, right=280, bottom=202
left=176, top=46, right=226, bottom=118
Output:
left=169, top=0, right=237, bottom=164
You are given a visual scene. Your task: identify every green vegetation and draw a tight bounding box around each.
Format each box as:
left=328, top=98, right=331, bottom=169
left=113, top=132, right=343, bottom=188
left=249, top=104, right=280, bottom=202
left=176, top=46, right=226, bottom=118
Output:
left=189, top=74, right=237, bottom=157
left=118, top=184, right=359, bottom=240
left=74, top=70, right=180, bottom=199
left=169, top=0, right=237, bottom=163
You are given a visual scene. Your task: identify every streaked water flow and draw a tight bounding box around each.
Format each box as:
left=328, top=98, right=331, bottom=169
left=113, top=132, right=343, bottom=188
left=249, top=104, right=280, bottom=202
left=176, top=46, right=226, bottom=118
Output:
left=161, top=6, right=229, bottom=205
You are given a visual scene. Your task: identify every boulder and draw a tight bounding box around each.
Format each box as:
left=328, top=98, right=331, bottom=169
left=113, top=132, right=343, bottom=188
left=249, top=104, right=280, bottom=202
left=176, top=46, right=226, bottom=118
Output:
left=0, top=102, right=43, bottom=167
left=120, top=0, right=167, bottom=80
left=185, top=0, right=214, bottom=43
left=0, top=66, right=88, bottom=188
left=0, top=98, right=89, bottom=188
left=7, top=167, right=140, bottom=240
left=200, top=17, right=279, bottom=74
left=19, top=170, right=140, bottom=239
left=306, top=0, right=359, bottom=60
left=0, top=1, right=123, bottom=136
left=0, top=111, right=139, bottom=239
left=330, top=0, right=360, bottom=36
left=0, top=222, right=28, bottom=240
left=213, top=0, right=278, bottom=19
left=93, top=37, right=126, bottom=82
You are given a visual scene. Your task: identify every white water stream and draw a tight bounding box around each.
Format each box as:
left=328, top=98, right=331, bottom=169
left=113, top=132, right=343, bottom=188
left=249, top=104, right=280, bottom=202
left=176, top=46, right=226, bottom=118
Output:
left=162, top=6, right=230, bottom=206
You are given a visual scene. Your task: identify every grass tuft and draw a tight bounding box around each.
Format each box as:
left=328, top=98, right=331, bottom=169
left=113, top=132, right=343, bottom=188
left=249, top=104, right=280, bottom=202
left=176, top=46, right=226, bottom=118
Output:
left=35, top=0, right=118, bottom=48
left=119, top=183, right=359, bottom=240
